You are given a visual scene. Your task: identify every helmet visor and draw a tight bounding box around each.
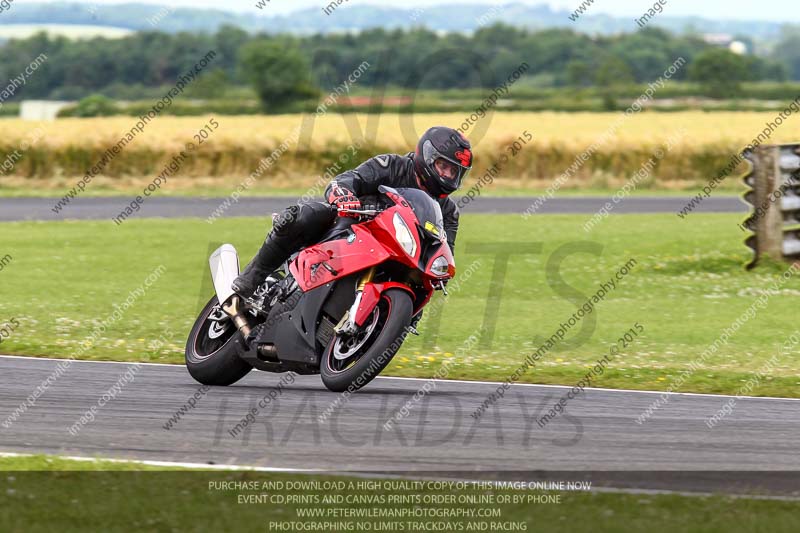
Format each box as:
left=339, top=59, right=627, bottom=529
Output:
left=434, top=158, right=460, bottom=181
left=422, top=139, right=471, bottom=193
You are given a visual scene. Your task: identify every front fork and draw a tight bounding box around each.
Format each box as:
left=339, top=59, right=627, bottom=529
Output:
left=334, top=267, right=376, bottom=336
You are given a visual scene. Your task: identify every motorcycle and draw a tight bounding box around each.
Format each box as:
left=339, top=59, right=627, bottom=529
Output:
left=185, top=186, right=455, bottom=392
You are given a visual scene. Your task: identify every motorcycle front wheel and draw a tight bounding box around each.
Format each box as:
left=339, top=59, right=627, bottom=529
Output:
left=321, top=289, right=413, bottom=393
left=185, top=295, right=253, bottom=386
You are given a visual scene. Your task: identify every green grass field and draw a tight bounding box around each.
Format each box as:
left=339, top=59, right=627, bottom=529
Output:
left=2, top=455, right=799, bottom=533
left=1, top=213, right=798, bottom=397
left=0, top=455, right=181, bottom=471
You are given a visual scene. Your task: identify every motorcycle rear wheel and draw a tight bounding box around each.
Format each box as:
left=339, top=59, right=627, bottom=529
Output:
left=185, top=295, right=253, bottom=386
left=321, top=289, right=413, bottom=393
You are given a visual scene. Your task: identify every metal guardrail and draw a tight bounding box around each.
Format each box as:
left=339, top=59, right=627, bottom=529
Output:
left=742, top=143, right=800, bottom=268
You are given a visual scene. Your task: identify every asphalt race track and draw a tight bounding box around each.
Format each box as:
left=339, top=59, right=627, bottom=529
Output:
left=1, top=355, right=798, bottom=495
left=0, top=196, right=745, bottom=222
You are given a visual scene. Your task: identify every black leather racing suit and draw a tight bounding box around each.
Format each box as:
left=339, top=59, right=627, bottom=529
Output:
left=324, top=152, right=460, bottom=253
left=233, top=152, right=460, bottom=297
left=258, top=152, right=459, bottom=269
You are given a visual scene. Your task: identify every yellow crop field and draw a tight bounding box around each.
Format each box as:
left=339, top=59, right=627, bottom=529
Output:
left=4, top=111, right=799, bottom=149
left=1, top=112, right=799, bottom=193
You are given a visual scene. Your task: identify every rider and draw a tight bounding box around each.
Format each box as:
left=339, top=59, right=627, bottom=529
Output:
left=231, top=126, right=473, bottom=298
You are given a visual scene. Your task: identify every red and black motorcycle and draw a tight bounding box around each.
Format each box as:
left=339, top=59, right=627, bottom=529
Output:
left=185, top=186, right=455, bottom=392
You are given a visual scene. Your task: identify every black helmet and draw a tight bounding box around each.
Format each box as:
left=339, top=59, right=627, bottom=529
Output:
left=414, top=126, right=472, bottom=198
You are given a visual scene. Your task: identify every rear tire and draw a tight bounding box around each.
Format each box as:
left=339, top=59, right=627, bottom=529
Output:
left=321, top=289, right=413, bottom=393
left=185, top=295, right=252, bottom=386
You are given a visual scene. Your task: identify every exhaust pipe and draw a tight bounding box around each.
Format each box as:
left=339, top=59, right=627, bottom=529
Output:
left=257, top=343, right=279, bottom=362
left=221, top=295, right=252, bottom=340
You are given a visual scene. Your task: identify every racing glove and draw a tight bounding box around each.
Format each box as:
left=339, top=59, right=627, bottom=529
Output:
left=327, top=182, right=361, bottom=217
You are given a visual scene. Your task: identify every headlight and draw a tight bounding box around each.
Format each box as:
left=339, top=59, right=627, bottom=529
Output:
left=431, top=256, right=449, bottom=277
left=393, top=212, right=417, bottom=257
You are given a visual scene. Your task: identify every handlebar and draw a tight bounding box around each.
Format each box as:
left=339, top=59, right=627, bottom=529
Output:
left=337, top=208, right=382, bottom=216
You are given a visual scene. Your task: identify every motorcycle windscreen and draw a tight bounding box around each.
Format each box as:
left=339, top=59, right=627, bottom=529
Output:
left=209, top=244, right=240, bottom=304
left=394, top=188, right=445, bottom=240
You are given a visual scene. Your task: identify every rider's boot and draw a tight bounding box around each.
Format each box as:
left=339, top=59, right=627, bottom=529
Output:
left=231, top=239, right=288, bottom=298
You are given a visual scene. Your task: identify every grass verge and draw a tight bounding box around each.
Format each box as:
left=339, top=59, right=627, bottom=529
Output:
left=1, top=213, right=798, bottom=397
left=1, top=455, right=800, bottom=532
left=0, top=454, right=182, bottom=471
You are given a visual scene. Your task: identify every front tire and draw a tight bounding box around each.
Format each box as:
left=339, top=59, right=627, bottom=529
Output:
left=321, top=289, right=413, bottom=393
left=185, top=295, right=252, bottom=386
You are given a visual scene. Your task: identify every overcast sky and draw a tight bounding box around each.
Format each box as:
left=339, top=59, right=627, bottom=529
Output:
left=68, top=0, right=798, bottom=22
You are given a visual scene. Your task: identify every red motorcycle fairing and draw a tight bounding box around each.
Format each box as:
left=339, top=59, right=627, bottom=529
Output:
left=287, top=187, right=454, bottom=333
left=424, top=239, right=456, bottom=281
left=290, top=224, right=391, bottom=290
left=289, top=203, right=422, bottom=292
left=353, top=281, right=415, bottom=326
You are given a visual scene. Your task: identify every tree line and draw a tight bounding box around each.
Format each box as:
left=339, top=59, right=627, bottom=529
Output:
left=0, top=24, right=798, bottom=110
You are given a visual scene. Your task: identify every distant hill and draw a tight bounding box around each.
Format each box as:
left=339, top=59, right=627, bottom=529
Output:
left=0, top=2, right=786, bottom=41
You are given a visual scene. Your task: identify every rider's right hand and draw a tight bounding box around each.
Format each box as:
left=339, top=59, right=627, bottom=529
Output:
left=327, top=182, right=362, bottom=217
left=335, top=196, right=362, bottom=217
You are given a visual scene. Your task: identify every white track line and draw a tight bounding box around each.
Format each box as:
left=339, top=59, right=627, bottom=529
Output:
left=2, top=452, right=797, bottom=501
left=378, top=375, right=800, bottom=402
left=0, top=452, right=315, bottom=473
left=0, top=354, right=179, bottom=368
left=2, top=353, right=799, bottom=402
